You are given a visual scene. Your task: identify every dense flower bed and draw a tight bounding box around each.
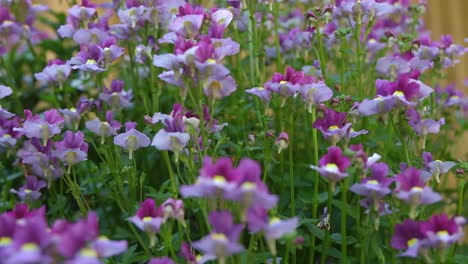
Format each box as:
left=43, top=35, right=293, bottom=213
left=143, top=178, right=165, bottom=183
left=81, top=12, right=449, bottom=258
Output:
left=0, top=0, right=467, bottom=263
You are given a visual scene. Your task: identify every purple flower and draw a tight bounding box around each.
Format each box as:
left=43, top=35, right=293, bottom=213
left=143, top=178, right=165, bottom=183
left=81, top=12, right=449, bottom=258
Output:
left=391, top=219, right=426, bottom=257
left=0, top=84, right=13, bottom=99
left=10, top=176, right=46, bottom=202
left=148, top=257, right=175, bottom=264
left=86, top=110, right=122, bottom=143
left=395, top=167, right=442, bottom=217
left=128, top=198, right=164, bottom=247
left=427, top=160, right=456, bottom=184
left=376, top=55, right=411, bottom=77
left=298, top=81, right=333, bottom=113
left=169, top=14, right=204, bottom=38
left=274, top=132, right=289, bottom=154
left=313, top=108, right=352, bottom=145
left=114, top=122, right=150, bottom=160
left=180, top=157, right=240, bottom=199
left=14, top=109, right=64, bottom=145
left=99, top=80, right=133, bottom=110
left=246, top=206, right=298, bottom=256
left=245, top=86, right=272, bottom=103
left=192, top=211, right=244, bottom=262
left=59, top=108, right=81, bottom=130
left=310, top=146, right=350, bottom=186
left=203, top=75, right=237, bottom=100
left=53, top=131, right=88, bottom=168
left=69, top=45, right=106, bottom=73
left=350, top=162, right=394, bottom=199
left=421, top=214, right=466, bottom=248
left=161, top=198, right=185, bottom=224
left=34, top=60, right=71, bottom=88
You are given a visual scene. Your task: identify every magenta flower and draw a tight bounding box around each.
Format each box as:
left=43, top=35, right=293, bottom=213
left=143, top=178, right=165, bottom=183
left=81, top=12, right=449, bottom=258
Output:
left=114, top=122, right=150, bottom=160
left=192, top=211, right=244, bottom=262
left=350, top=162, right=394, bottom=199
left=313, top=108, right=358, bottom=145
left=53, top=131, right=88, bottom=169
left=310, top=146, right=350, bottom=186
left=395, top=167, right=442, bottom=217
left=180, top=156, right=240, bottom=199
left=274, top=132, right=289, bottom=154
left=391, top=219, right=426, bottom=257
left=128, top=198, right=164, bottom=247
left=421, top=214, right=466, bottom=248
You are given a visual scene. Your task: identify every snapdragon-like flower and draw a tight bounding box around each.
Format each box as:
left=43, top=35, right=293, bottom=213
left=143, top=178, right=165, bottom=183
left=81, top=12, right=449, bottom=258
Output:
left=247, top=206, right=298, bottom=256
left=128, top=198, right=164, bottom=247
left=310, top=146, right=350, bottom=187
left=274, top=132, right=289, bottom=154
left=98, top=80, right=133, bottom=110
left=350, top=162, right=394, bottom=199
left=14, top=109, right=64, bottom=145
left=34, top=59, right=71, bottom=88
left=376, top=55, right=411, bottom=78
left=391, top=219, right=426, bottom=257
left=313, top=108, right=366, bottom=145
left=395, top=167, right=442, bottom=218
left=53, top=131, right=88, bottom=169
left=114, top=121, right=150, bottom=160
left=298, top=81, right=333, bottom=113
left=59, top=107, right=81, bottom=130
left=10, top=176, right=46, bottom=202
left=192, top=211, right=244, bottom=262
left=421, top=214, right=466, bottom=248
left=421, top=152, right=456, bottom=183
left=86, top=110, right=122, bottom=143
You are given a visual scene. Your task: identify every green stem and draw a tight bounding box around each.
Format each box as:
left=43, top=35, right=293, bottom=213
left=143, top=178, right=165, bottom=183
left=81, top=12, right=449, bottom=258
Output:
left=341, top=178, right=349, bottom=264
left=272, top=1, right=283, bottom=73
left=310, top=107, right=319, bottom=264
left=163, top=151, right=177, bottom=195
left=321, top=182, right=333, bottom=264
left=289, top=111, right=295, bottom=217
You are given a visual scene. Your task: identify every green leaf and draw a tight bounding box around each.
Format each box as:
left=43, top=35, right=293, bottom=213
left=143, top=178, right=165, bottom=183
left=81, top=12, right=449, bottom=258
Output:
left=332, top=200, right=358, bottom=219
left=330, top=233, right=358, bottom=245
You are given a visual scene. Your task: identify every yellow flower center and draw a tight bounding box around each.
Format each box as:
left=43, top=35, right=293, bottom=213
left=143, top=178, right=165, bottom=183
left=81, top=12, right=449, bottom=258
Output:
left=86, top=59, right=97, bottom=65
left=328, top=125, right=339, bottom=131
left=2, top=134, right=11, bottom=138
left=21, top=242, right=39, bottom=251
left=407, top=238, right=418, bottom=247
left=436, top=230, right=449, bottom=238
left=211, top=233, right=228, bottom=241
left=374, top=95, right=384, bottom=101
left=80, top=248, right=98, bottom=257
left=270, top=217, right=281, bottom=225
left=411, top=186, right=423, bottom=192
left=206, top=58, right=216, bottom=64
left=393, top=91, right=405, bottom=97
left=279, top=80, right=287, bottom=85
left=213, top=175, right=227, bottom=185
left=24, top=189, right=32, bottom=194
left=367, top=180, right=379, bottom=185
left=241, top=182, right=256, bottom=191
left=0, top=237, right=12, bottom=246
left=143, top=216, right=153, bottom=222
left=325, top=163, right=339, bottom=172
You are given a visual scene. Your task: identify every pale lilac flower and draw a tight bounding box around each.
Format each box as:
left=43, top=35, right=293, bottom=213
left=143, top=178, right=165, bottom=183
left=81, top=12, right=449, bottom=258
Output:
left=274, top=132, right=289, bottom=154
left=376, top=55, right=411, bottom=78
left=59, top=108, right=81, bottom=130
left=169, top=14, right=204, bottom=38
left=313, top=108, right=352, bottom=145
left=34, top=60, right=71, bottom=88
left=0, top=85, right=13, bottom=99
left=298, top=81, right=333, bottom=113
left=86, top=110, right=122, bottom=143
left=421, top=214, right=466, bottom=248
left=203, top=75, right=237, bottom=100
left=114, top=122, right=150, bottom=159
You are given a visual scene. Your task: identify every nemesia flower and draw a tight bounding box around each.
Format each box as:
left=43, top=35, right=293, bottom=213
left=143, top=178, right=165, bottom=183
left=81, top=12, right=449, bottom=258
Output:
left=34, top=59, right=71, bottom=88
left=0, top=84, right=13, bottom=99
left=59, top=108, right=81, bottom=130
left=246, top=206, right=298, bottom=256
left=395, top=167, right=442, bottom=217
left=203, top=75, right=237, bottom=100
left=391, top=219, right=426, bottom=257
left=274, top=132, right=289, bottom=154
left=421, top=214, right=466, bottom=248
left=350, top=162, right=394, bottom=199
left=310, top=146, right=350, bottom=187
left=10, top=176, right=46, bottom=202
left=313, top=108, right=351, bottom=145
left=128, top=198, right=164, bottom=247
left=114, top=121, right=150, bottom=160
left=169, top=14, right=204, bottom=39
left=192, top=211, right=244, bottom=262
left=161, top=198, right=185, bottom=224
left=14, top=109, right=64, bottom=145
left=376, top=55, right=411, bottom=78
left=98, top=80, right=133, bottom=110
left=53, top=131, right=88, bottom=169
left=298, top=81, right=333, bottom=113
left=86, top=110, right=122, bottom=143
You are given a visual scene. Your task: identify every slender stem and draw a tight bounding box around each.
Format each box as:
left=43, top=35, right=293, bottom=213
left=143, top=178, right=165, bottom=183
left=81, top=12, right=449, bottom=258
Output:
left=163, top=151, right=177, bottom=195
left=272, top=1, right=283, bottom=73
left=321, top=182, right=333, bottom=264
left=310, top=107, right=319, bottom=264
left=247, top=3, right=257, bottom=86
left=289, top=111, right=295, bottom=217
left=341, top=178, right=349, bottom=264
